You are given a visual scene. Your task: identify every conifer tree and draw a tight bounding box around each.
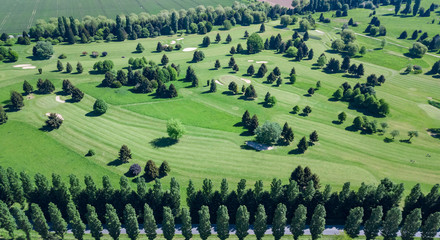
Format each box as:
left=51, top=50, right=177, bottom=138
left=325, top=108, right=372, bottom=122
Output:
left=57, top=60, right=64, bottom=71
left=297, top=136, right=308, bottom=153
left=23, top=80, right=33, bottom=95
left=10, top=91, right=24, bottom=109
left=77, top=62, right=83, bottom=73
left=272, top=204, right=287, bottom=240
left=66, top=62, right=73, bottom=73
left=125, top=204, right=139, bottom=240
left=144, top=204, right=157, bottom=240
left=86, top=204, right=103, bottom=240
left=215, top=60, right=221, bottom=69
left=254, top=204, right=267, bottom=240
left=31, top=203, right=49, bottom=239
left=247, top=65, right=255, bottom=75
left=11, top=206, right=32, bottom=240
left=119, top=145, right=132, bottom=163
left=401, top=208, right=422, bottom=240
left=145, top=160, right=159, bottom=180
left=0, top=105, right=8, bottom=125
left=242, top=110, right=251, bottom=127
left=364, top=206, right=383, bottom=240
left=181, top=208, right=193, bottom=240
left=260, top=23, right=266, bottom=32
left=159, top=161, right=171, bottom=176
left=291, top=204, right=307, bottom=240
left=217, top=205, right=230, bottom=240
left=281, top=122, right=294, bottom=144
left=421, top=212, right=440, bottom=240
left=382, top=207, right=402, bottom=240
left=49, top=202, right=67, bottom=239
left=67, top=201, right=85, bottom=240
left=136, top=43, right=145, bottom=53
left=0, top=200, right=17, bottom=239
left=161, top=54, right=169, bottom=66
left=105, top=203, right=121, bottom=240
left=198, top=205, right=211, bottom=240
left=310, top=204, right=326, bottom=240
left=210, top=79, right=217, bottom=92
left=345, top=207, right=364, bottom=238
left=71, top=87, right=84, bottom=102
left=216, top=33, right=221, bottom=43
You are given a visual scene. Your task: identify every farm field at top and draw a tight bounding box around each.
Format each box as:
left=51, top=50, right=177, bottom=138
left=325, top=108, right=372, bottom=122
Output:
left=0, top=0, right=243, bottom=34
left=1, top=3, right=440, bottom=198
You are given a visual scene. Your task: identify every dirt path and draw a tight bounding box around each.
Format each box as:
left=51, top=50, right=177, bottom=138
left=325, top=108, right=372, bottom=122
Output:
left=257, top=0, right=293, bottom=8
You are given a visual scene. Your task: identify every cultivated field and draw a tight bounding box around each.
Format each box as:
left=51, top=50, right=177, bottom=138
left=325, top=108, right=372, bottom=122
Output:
left=1, top=4, right=440, bottom=197
left=0, top=0, right=242, bottom=34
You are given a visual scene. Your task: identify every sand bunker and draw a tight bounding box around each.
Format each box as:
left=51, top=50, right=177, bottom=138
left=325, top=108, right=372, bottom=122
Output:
left=241, top=78, right=251, bottom=84
left=183, top=47, right=197, bottom=52
left=45, top=113, right=64, bottom=121
left=55, top=96, right=65, bottom=103
left=246, top=141, right=274, bottom=151
left=176, top=38, right=184, bottom=41
left=247, top=60, right=254, bottom=62
left=315, top=30, right=324, bottom=34
left=170, top=41, right=176, bottom=44
left=13, top=64, right=37, bottom=70
left=215, top=80, right=224, bottom=85
left=256, top=61, right=268, bottom=64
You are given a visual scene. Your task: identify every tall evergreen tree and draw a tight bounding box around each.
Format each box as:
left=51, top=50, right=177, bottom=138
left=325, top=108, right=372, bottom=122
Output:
left=124, top=204, right=139, bottom=240
left=10, top=91, right=24, bottom=109
left=236, top=205, right=250, bottom=240
left=254, top=204, right=267, bottom=240
left=119, top=145, right=132, bottom=163
left=198, top=205, right=211, bottom=240
left=163, top=206, right=175, bottom=240
left=86, top=204, right=103, bottom=240
left=364, top=206, right=383, bottom=240
left=23, top=80, right=33, bottom=95
left=11, top=206, right=32, bottom=240
left=144, top=204, right=157, bottom=240
left=0, top=200, right=17, bottom=239
left=310, top=204, right=326, bottom=240
left=382, top=207, right=402, bottom=240
left=217, top=205, right=230, bottom=240
left=421, top=212, right=440, bottom=240
left=49, top=202, right=67, bottom=239
left=345, top=207, right=364, bottom=238
left=0, top=105, right=7, bottom=124
left=31, top=203, right=49, bottom=239
left=272, top=203, right=287, bottom=240
left=181, top=208, right=193, bottom=240
left=291, top=204, right=307, bottom=240
left=401, top=208, right=422, bottom=240
left=67, top=201, right=85, bottom=240
left=105, top=204, right=121, bottom=240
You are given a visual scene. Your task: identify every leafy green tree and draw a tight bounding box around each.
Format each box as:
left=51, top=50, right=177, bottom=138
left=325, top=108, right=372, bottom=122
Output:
left=161, top=54, right=169, bottom=66
left=255, top=121, right=282, bottom=145
left=76, top=62, right=83, bottom=73
left=31, top=203, right=49, bottom=239
left=144, top=204, right=157, bottom=240
left=145, top=160, right=159, bottom=180
left=254, top=205, right=267, bottom=240
left=49, top=202, right=67, bottom=239
left=71, top=87, right=84, bottom=102
left=401, top=208, right=422, bottom=240
left=23, top=80, right=33, bottom=95
left=66, top=62, right=73, bottom=73
left=125, top=204, right=139, bottom=240
left=236, top=205, right=250, bottom=240
left=291, top=204, right=307, bottom=240
left=33, top=41, right=54, bottom=59
left=67, top=201, right=85, bottom=240
left=303, top=106, right=312, bottom=116
left=105, top=204, right=121, bottom=240
left=119, top=145, right=132, bottom=163
left=57, top=60, right=64, bottom=71
left=162, top=207, right=175, bottom=240
left=136, top=43, right=145, bottom=53
left=167, top=118, right=186, bottom=140
left=0, top=105, right=8, bottom=124
left=247, top=33, right=264, bottom=54
left=390, top=130, right=400, bottom=139
left=11, top=207, right=32, bottom=240
left=217, top=205, right=230, bottom=240
left=408, top=131, right=418, bottom=142
left=409, top=42, right=427, bottom=57
left=382, top=207, right=402, bottom=240
left=364, top=206, right=383, bottom=240
left=198, top=205, right=211, bottom=240
left=10, top=91, right=24, bottom=109
left=0, top=200, right=17, bottom=239
left=310, top=204, right=326, bottom=240
left=181, top=208, right=192, bottom=240
left=338, top=112, right=347, bottom=123
left=272, top=203, right=287, bottom=240
left=421, top=212, right=440, bottom=240
left=86, top=204, right=103, bottom=240
left=159, top=161, right=171, bottom=177
left=292, top=105, right=300, bottom=114
left=344, top=207, right=364, bottom=238
left=93, top=99, right=108, bottom=114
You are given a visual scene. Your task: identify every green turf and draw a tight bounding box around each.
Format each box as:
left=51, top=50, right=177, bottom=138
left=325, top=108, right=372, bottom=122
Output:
left=1, top=8, right=440, bottom=199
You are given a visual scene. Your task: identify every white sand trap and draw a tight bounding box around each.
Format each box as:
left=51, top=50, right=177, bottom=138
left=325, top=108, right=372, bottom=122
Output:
left=183, top=47, right=197, bottom=52
left=215, top=80, right=224, bottom=85
left=22, top=66, right=36, bottom=69
left=13, top=64, right=32, bottom=68
left=241, top=78, right=251, bottom=84
left=170, top=41, right=176, bottom=44
left=246, top=141, right=274, bottom=151
left=176, top=38, right=184, bottom=41
left=256, top=61, right=268, bottom=64
left=55, top=96, right=65, bottom=103
left=315, top=30, right=324, bottom=34
left=419, top=104, right=440, bottom=120
left=248, top=60, right=254, bottom=62
left=45, top=113, right=64, bottom=121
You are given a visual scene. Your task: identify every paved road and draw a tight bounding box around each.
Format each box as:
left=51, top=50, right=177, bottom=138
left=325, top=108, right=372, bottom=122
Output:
left=66, top=224, right=440, bottom=237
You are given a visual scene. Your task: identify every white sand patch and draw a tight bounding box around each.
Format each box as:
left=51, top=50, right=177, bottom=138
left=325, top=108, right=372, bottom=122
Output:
left=176, top=38, right=184, bottom=41
left=247, top=60, right=254, bottom=62
left=419, top=104, right=440, bottom=119
left=22, top=66, right=36, bottom=69
left=256, top=61, right=268, bottom=64
left=170, top=41, right=176, bottom=44
left=427, top=97, right=433, bottom=100
left=27, top=94, right=35, bottom=100
left=246, top=141, right=274, bottom=151
left=13, top=64, right=32, bottom=68
left=45, top=113, right=64, bottom=121
left=241, top=78, right=251, bottom=84
left=315, top=30, right=324, bottom=34
left=55, top=96, right=65, bottom=103
left=183, top=47, right=197, bottom=52
left=215, top=80, right=224, bottom=85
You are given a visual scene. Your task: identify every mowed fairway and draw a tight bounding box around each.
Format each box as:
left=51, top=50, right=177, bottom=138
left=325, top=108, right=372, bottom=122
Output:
left=1, top=6, right=440, bottom=196
left=0, top=0, right=241, bottom=34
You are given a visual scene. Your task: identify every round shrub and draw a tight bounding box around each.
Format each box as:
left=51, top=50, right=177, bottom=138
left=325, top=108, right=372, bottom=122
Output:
left=93, top=99, right=108, bottom=115
left=32, top=41, right=54, bottom=59
left=129, top=164, right=142, bottom=176
left=255, top=121, right=282, bottom=145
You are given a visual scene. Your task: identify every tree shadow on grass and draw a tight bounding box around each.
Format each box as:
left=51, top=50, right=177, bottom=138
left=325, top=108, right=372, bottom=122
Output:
left=39, top=125, right=54, bottom=132
left=150, top=137, right=178, bottom=148
left=399, top=139, right=412, bottom=144
left=107, top=159, right=123, bottom=166
left=85, top=111, right=103, bottom=117
left=240, top=131, right=253, bottom=136
left=288, top=148, right=303, bottom=155
left=332, top=120, right=342, bottom=125
left=233, top=122, right=244, bottom=127
left=240, top=144, right=256, bottom=151
left=345, top=125, right=359, bottom=132
left=384, top=137, right=394, bottom=143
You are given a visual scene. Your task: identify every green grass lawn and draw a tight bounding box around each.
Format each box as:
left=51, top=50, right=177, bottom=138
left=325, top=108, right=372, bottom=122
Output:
left=1, top=10, right=440, bottom=200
